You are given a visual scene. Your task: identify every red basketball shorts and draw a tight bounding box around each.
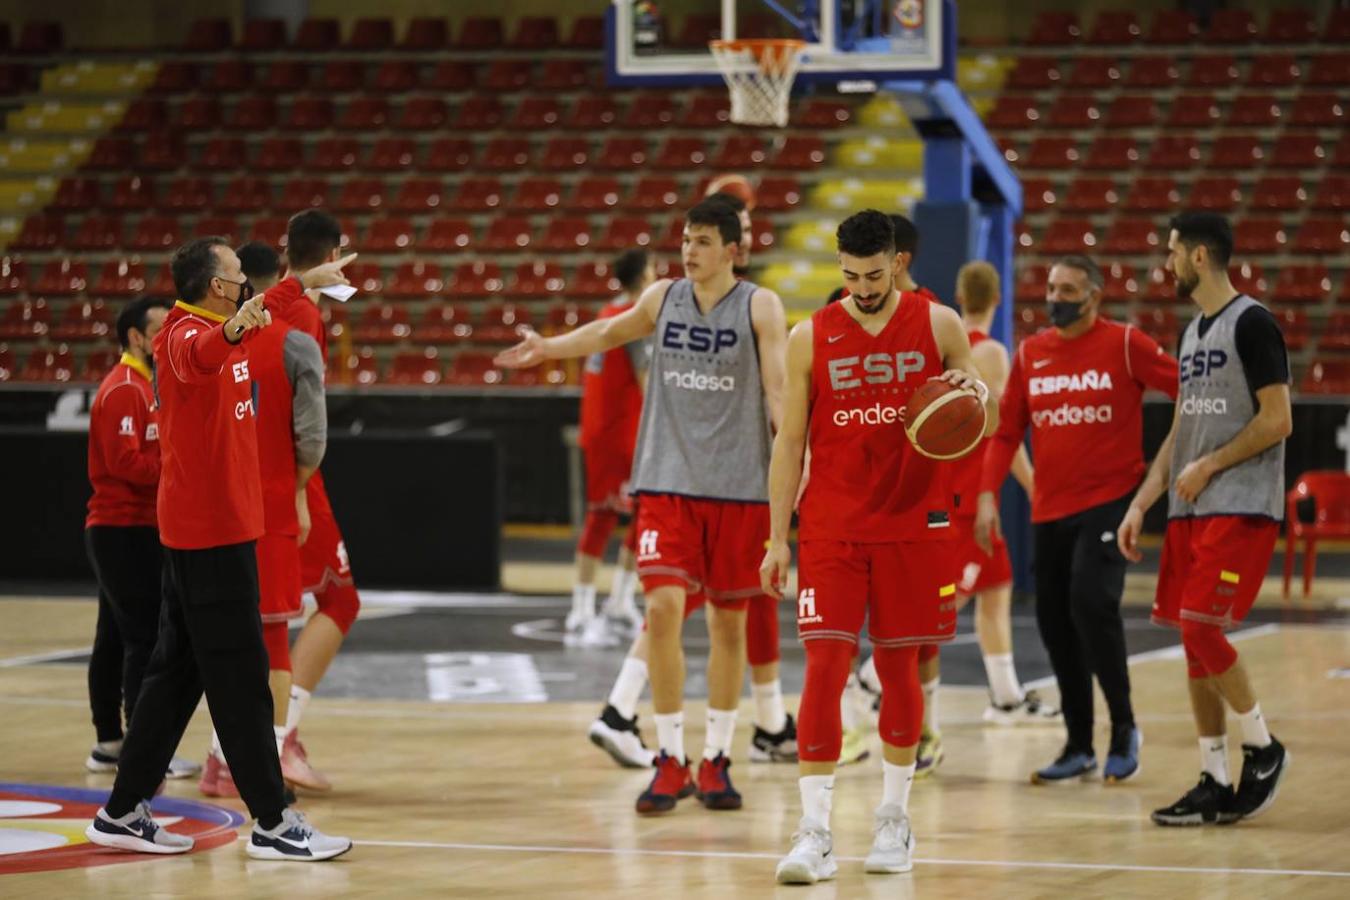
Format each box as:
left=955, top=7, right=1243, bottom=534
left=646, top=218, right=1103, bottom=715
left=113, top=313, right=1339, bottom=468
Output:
left=257, top=532, right=302, bottom=623
left=796, top=539, right=959, bottom=648
left=583, top=446, right=634, bottom=513
left=1153, top=515, right=1278, bottom=630
left=300, top=473, right=353, bottom=595
left=635, top=493, right=770, bottom=609
left=952, top=516, right=1013, bottom=595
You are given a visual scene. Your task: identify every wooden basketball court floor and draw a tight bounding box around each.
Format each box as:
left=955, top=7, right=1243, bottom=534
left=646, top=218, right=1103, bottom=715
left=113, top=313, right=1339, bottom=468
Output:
left=2, top=562, right=1349, bottom=898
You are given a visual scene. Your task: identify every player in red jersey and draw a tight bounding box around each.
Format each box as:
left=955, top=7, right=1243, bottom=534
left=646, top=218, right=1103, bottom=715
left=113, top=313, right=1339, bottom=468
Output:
left=909, top=262, right=1054, bottom=779
left=567, top=248, right=653, bottom=647
left=764, top=210, right=997, bottom=883
left=977, top=254, right=1178, bottom=785
left=83, top=295, right=203, bottom=780
left=253, top=212, right=362, bottom=784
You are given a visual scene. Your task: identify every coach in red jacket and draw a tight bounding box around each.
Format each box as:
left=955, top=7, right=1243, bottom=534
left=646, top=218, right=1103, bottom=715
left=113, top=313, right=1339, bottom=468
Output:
left=86, top=237, right=351, bottom=861
left=977, top=254, right=1179, bottom=786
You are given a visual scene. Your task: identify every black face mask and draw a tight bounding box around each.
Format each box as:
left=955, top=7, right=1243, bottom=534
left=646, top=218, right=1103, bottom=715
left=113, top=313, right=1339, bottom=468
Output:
left=219, top=276, right=254, bottom=310
left=1047, top=300, right=1087, bottom=329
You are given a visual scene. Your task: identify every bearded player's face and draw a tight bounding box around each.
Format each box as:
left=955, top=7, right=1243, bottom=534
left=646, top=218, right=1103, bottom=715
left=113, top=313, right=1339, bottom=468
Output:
left=838, top=251, right=899, bottom=315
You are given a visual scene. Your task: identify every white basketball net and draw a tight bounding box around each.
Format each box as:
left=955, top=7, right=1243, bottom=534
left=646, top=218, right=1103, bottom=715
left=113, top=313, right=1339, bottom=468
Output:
left=709, top=39, right=806, bottom=128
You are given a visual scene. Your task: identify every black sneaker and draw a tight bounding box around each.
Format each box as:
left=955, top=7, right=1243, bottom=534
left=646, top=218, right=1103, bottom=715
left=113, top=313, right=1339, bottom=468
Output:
left=1151, top=773, right=1239, bottom=826
left=749, top=713, right=798, bottom=763
left=1234, top=737, right=1289, bottom=821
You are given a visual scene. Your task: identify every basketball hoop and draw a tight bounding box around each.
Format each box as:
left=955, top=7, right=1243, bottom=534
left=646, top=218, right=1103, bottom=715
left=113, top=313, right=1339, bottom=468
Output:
left=708, top=38, right=806, bottom=128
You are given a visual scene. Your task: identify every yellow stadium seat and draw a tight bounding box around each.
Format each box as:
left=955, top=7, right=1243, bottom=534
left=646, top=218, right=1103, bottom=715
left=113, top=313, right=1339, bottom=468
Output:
left=0, top=139, right=88, bottom=174
left=808, top=178, right=923, bottom=213
left=41, top=61, right=155, bottom=96
left=7, top=102, right=125, bottom=134
left=835, top=138, right=924, bottom=171
left=956, top=54, right=1009, bottom=93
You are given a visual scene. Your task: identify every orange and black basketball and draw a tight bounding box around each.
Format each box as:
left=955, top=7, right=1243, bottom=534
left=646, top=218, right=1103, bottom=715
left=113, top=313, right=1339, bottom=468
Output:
left=903, top=379, right=985, bottom=460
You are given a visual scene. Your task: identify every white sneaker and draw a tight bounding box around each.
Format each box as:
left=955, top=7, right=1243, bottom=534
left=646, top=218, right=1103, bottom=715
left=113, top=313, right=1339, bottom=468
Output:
left=85, top=802, right=194, bottom=855
left=602, top=602, right=644, bottom=638
left=563, top=609, right=594, bottom=647
left=577, top=614, right=621, bottom=648
left=85, top=745, right=119, bottom=773
left=165, top=755, right=202, bottom=779
left=247, top=808, right=352, bottom=862
left=864, top=803, right=915, bottom=874
left=983, top=689, right=1062, bottom=726
left=588, top=705, right=657, bottom=768
left=775, top=819, right=837, bottom=884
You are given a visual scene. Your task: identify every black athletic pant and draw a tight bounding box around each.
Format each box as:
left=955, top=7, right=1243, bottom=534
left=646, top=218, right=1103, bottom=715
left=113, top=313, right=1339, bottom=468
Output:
left=85, top=526, right=162, bottom=743
left=107, top=541, right=285, bottom=827
left=1033, top=491, right=1135, bottom=754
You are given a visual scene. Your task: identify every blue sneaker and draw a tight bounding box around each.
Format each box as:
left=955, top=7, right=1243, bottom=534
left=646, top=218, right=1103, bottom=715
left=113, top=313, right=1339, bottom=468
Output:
left=1104, top=726, right=1143, bottom=783
left=1031, top=746, right=1097, bottom=784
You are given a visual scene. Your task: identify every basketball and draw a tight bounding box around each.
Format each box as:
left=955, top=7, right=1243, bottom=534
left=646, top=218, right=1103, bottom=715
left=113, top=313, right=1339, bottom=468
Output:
left=903, top=379, right=986, bottom=460
left=704, top=172, right=757, bottom=211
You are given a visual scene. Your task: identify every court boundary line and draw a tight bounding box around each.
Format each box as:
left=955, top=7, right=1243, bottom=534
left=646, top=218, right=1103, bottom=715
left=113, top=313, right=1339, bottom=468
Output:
left=343, top=837, right=1350, bottom=880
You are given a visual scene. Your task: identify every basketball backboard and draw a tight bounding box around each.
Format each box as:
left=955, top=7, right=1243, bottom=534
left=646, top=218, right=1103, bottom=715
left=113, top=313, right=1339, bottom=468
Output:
left=606, top=0, right=953, bottom=87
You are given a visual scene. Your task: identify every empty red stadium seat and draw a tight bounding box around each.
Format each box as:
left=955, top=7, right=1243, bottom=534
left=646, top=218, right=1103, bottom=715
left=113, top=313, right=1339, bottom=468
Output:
left=1270, top=134, right=1327, bottom=169
left=347, top=17, right=393, bottom=50
left=402, top=18, right=448, bottom=51
left=239, top=18, right=285, bottom=50
left=544, top=302, right=594, bottom=333
left=17, top=344, right=75, bottom=382
left=149, top=62, right=197, bottom=94
left=1132, top=308, right=1180, bottom=351
left=536, top=218, right=592, bottom=253
left=1027, top=12, right=1080, bottom=45
left=248, top=217, right=290, bottom=249
left=1006, top=58, right=1061, bottom=90
left=11, top=215, right=64, bottom=252
left=481, top=217, right=534, bottom=252
left=567, top=177, right=623, bottom=213
left=334, top=178, right=386, bottom=213
left=286, top=96, right=333, bottom=130
left=509, top=262, right=566, bottom=299
left=1271, top=265, right=1331, bottom=304
left=510, top=178, right=565, bottom=212
left=203, top=59, right=251, bottom=93
left=260, top=60, right=308, bottom=93
left=624, top=176, right=682, bottom=212
left=1265, top=10, right=1316, bottom=43
left=1312, top=176, right=1350, bottom=212
left=1187, top=55, right=1239, bottom=87
left=1145, top=135, right=1201, bottom=170
left=481, top=138, right=533, bottom=172
left=1124, top=57, right=1179, bottom=88
left=1187, top=177, right=1241, bottom=211
left=474, top=304, right=532, bottom=344
left=417, top=303, right=473, bottom=344
left=338, top=96, right=389, bottom=130
left=450, top=262, right=505, bottom=299
left=126, top=215, right=179, bottom=252
left=183, top=17, right=231, bottom=51
left=985, top=95, right=1040, bottom=130
left=1250, top=177, right=1307, bottom=211
left=135, top=133, right=183, bottom=172
left=384, top=180, right=440, bottom=215
left=253, top=138, right=303, bottom=172
left=1083, top=136, right=1138, bottom=170
left=539, top=137, right=592, bottom=172
left=680, top=93, right=731, bottom=128
left=1205, top=9, right=1256, bottom=43
left=195, top=216, right=239, bottom=244
left=396, top=96, right=449, bottom=131
left=423, top=220, right=475, bottom=252
left=713, top=135, right=768, bottom=169
left=567, top=263, right=620, bottom=299
left=1101, top=219, right=1161, bottom=255
left=310, top=137, right=360, bottom=172
left=52, top=299, right=113, bottom=341
left=1307, top=53, right=1350, bottom=87
left=1062, top=178, right=1117, bottom=212
left=51, top=179, right=100, bottom=212
left=620, top=93, right=679, bottom=130
left=1165, top=93, right=1221, bottom=128
left=228, top=95, right=276, bottom=130
left=1147, top=11, right=1197, bottom=44
left=653, top=137, right=707, bottom=171
left=597, top=137, right=649, bottom=171
left=84, top=138, right=134, bottom=172
left=1323, top=315, right=1350, bottom=352
left=479, top=60, right=530, bottom=92
left=1233, top=218, right=1287, bottom=254
left=195, top=137, right=247, bottom=172
left=1228, top=263, right=1267, bottom=299
left=155, top=177, right=208, bottom=213
left=447, top=352, right=502, bottom=386
left=1046, top=95, right=1100, bottom=128
left=1088, top=12, right=1140, bottom=45
left=509, top=97, right=562, bottom=131
left=1271, top=309, right=1309, bottom=351
left=216, top=175, right=271, bottom=212
left=387, top=262, right=446, bottom=298
left=1021, top=178, right=1057, bottom=213
left=569, top=95, right=620, bottom=129
left=0, top=298, right=50, bottom=339
left=567, top=16, right=605, bottom=49
left=457, top=17, right=504, bottom=49
left=354, top=304, right=411, bottom=344
left=70, top=215, right=121, bottom=251
left=426, top=61, right=475, bottom=92
left=794, top=99, right=853, bottom=128
left=293, top=18, right=340, bottom=50
left=510, top=16, right=558, bottom=49
left=1122, top=177, right=1180, bottom=213
left=1104, top=95, right=1156, bottom=128
left=330, top=346, right=378, bottom=386
left=1247, top=54, right=1301, bottom=87
left=277, top=178, right=330, bottom=212
left=1226, top=94, right=1281, bottom=127
left=146, top=264, right=177, bottom=295
left=1209, top=136, right=1264, bottom=169
left=1014, top=264, right=1049, bottom=303
left=1014, top=307, right=1049, bottom=340
left=597, top=217, right=655, bottom=252
left=343, top=263, right=385, bottom=296
left=774, top=136, right=826, bottom=170
left=1041, top=218, right=1097, bottom=254
left=425, top=139, right=477, bottom=173
left=118, top=98, right=168, bottom=132
left=369, top=61, right=418, bottom=94
left=386, top=348, right=443, bottom=386
left=446, top=178, right=502, bottom=213
left=1291, top=219, right=1349, bottom=255
left=0, top=257, right=26, bottom=295
left=452, top=97, right=504, bottom=130
left=107, top=176, right=155, bottom=212
left=34, top=261, right=87, bottom=296
left=1290, top=94, right=1345, bottom=128
left=1302, top=359, right=1350, bottom=394
left=756, top=177, right=803, bottom=212
left=80, top=349, right=118, bottom=383
left=1101, top=263, right=1138, bottom=303
left=1065, top=57, right=1119, bottom=90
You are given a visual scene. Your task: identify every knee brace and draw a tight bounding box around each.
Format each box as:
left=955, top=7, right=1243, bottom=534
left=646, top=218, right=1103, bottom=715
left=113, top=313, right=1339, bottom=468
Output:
left=917, top=643, right=940, bottom=665
left=797, top=639, right=854, bottom=762
left=1180, top=618, right=1237, bottom=678
left=746, top=598, right=780, bottom=667
left=872, top=645, right=923, bottom=749
left=578, top=508, right=620, bottom=559
left=262, top=621, right=291, bottom=672
left=316, top=581, right=361, bottom=636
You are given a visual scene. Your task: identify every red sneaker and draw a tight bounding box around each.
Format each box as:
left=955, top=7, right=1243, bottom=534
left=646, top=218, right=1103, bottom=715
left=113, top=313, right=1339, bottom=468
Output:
left=636, top=752, right=695, bottom=815
left=198, top=752, right=238, bottom=798
left=696, top=753, right=742, bottom=810
left=281, top=730, right=332, bottom=792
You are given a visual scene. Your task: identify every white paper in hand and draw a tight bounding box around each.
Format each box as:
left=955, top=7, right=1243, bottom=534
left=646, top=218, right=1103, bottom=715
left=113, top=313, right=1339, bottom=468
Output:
left=319, top=284, right=358, bottom=303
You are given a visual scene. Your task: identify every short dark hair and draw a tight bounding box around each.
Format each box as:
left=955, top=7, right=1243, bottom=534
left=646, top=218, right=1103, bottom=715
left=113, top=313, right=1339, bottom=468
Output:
left=236, top=241, right=282, bottom=281
left=286, top=208, right=342, bottom=270
left=1169, top=211, right=1233, bottom=268
left=706, top=191, right=747, bottom=214
left=891, top=214, right=918, bottom=256
left=1052, top=254, right=1104, bottom=291
left=685, top=197, right=742, bottom=246
left=836, top=209, right=896, bottom=258
left=115, top=295, right=172, bottom=349
left=171, top=236, right=229, bottom=302
left=613, top=249, right=650, bottom=293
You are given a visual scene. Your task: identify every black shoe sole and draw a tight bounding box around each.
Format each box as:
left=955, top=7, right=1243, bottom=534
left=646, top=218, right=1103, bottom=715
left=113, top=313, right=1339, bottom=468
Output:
left=697, top=792, right=742, bottom=811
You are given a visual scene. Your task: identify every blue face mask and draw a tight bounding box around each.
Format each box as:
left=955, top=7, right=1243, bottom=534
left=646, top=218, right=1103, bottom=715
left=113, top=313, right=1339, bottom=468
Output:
left=1047, top=300, right=1087, bottom=328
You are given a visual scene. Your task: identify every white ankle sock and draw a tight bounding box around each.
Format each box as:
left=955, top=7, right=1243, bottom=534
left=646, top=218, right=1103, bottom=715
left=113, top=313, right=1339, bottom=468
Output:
left=1199, top=734, right=1230, bottom=786
left=285, top=685, right=311, bottom=735
left=704, top=707, right=738, bottom=760
left=606, top=568, right=638, bottom=614
left=273, top=725, right=286, bottom=756
left=982, top=653, right=1023, bottom=707
left=571, top=584, right=596, bottom=620
left=1236, top=703, right=1272, bottom=748
left=882, top=761, right=916, bottom=812
left=752, top=679, right=788, bottom=734
left=799, top=774, right=835, bottom=829
left=654, top=711, right=684, bottom=759
left=607, top=657, right=648, bottom=720
left=921, top=677, right=940, bottom=732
